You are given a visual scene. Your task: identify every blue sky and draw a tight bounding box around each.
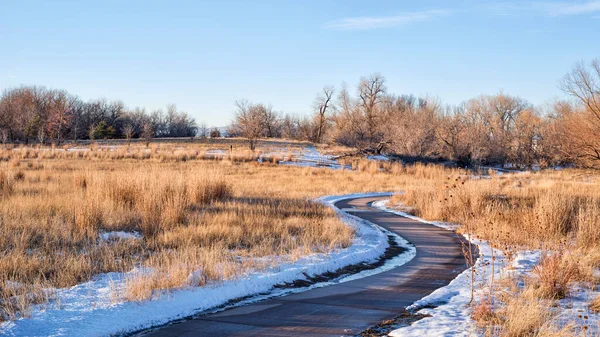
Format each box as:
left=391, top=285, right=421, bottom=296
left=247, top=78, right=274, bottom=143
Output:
left=1, top=0, right=599, bottom=126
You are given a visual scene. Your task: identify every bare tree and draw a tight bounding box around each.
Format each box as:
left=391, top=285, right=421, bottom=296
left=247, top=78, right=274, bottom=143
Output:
left=37, top=126, right=45, bottom=145
left=461, top=93, right=530, bottom=165
left=230, top=100, right=266, bottom=150
left=559, top=59, right=600, bottom=166
left=313, top=86, right=334, bottom=143
left=199, top=122, right=208, bottom=139
left=437, top=106, right=473, bottom=166
left=210, top=127, right=221, bottom=138
left=123, top=124, right=134, bottom=146
left=0, top=129, right=8, bottom=148
left=88, top=124, right=96, bottom=143
left=560, top=59, right=600, bottom=122
left=260, top=105, right=280, bottom=138
left=511, top=109, right=542, bottom=168
left=358, top=74, right=386, bottom=144
left=46, top=90, right=73, bottom=145
left=142, top=122, right=153, bottom=147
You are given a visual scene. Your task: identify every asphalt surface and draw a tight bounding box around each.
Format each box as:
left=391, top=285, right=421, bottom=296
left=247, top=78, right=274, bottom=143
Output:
left=139, top=195, right=467, bottom=337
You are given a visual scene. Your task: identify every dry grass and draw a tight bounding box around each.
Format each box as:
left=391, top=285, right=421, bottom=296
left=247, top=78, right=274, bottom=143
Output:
left=499, top=295, right=553, bottom=337
left=530, top=253, right=584, bottom=299
left=2, top=142, right=600, bottom=335
left=388, top=169, right=600, bottom=336
left=0, top=143, right=438, bottom=320
left=392, top=170, right=600, bottom=250
left=472, top=298, right=499, bottom=327
left=591, top=295, right=600, bottom=313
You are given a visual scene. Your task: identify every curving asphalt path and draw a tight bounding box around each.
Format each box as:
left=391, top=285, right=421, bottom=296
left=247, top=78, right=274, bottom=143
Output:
left=139, top=195, right=467, bottom=337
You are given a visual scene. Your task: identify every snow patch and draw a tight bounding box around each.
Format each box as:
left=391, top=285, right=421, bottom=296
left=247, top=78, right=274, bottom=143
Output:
left=0, top=193, right=415, bottom=337
left=374, top=200, right=542, bottom=337
left=367, top=155, right=390, bottom=161
left=99, top=231, right=142, bottom=241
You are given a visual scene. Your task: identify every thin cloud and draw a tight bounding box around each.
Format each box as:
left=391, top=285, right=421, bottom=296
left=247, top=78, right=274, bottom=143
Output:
left=325, top=9, right=451, bottom=31
left=484, top=1, right=600, bottom=17
left=538, top=1, right=600, bottom=16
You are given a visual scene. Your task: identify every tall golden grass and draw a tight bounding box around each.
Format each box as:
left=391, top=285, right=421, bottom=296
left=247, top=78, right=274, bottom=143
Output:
left=0, top=143, right=434, bottom=320
left=1, top=142, right=599, bottom=336
left=389, top=169, right=600, bottom=336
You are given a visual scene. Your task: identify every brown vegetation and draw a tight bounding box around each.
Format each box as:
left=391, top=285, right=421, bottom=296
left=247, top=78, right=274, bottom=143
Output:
left=0, top=142, right=431, bottom=320
left=387, top=169, right=600, bottom=336
left=1, top=139, right=599, bottom=336
left=591, top=295, right=600, bottom=313
left=3, top=58, right=600, bottom=171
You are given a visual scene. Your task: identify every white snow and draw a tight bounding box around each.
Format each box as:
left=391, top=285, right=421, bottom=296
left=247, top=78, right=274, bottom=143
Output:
left=204, top=149, right=227, bottom=156
left=279, top=146, right=349, bottom=169
left=372, top=200, right=458, bottom=231
left=367, top=155, right=390, bottom=161
left=201, top=146, right=357, bottom=170
left=555, top=278, right=600, bottom=336
left=376, top=200, right=599, bottom=336
left=99, top=231, right=141, bottom=242
left=0, top=193, right=415, bottom=337
left=372, top=200, right=541, bottom=337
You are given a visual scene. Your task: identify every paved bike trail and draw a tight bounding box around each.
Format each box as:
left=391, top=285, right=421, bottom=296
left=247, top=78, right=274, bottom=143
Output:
left=140, top=195, right=467, bottom=337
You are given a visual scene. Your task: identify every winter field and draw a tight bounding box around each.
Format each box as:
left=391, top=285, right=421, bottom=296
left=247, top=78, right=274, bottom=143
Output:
left=0, top=141, right=598, bottom=336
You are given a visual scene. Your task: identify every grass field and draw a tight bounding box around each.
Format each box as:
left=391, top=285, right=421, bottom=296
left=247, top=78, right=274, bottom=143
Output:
left=0, top=142, right=411, bottom=320
left=390, top=169, right=600, bottom=336
left=0, top=141, right=598, bottom=336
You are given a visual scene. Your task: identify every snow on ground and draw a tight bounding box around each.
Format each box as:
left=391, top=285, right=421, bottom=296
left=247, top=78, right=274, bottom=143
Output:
left=367, top=155, right=390, bottom=161
left=203, top=146, right=351, bottom=169
left=375, top=200, right=600, bottom=336
left=0, top=193, right=415, bottom=337
left=372, top=200, right=541, bottom=337
left=279, top=146, right=350, bottom=169
left=557, top=282, right=600, bottom=336
left=204, top=149, right=227, bottom=156
left=99, top=231, right=141, bottom=242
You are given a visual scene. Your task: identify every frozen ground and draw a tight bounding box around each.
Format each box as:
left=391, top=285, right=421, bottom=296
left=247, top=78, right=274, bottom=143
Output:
left=0, top=193, right=415, bottom=337
left=99, top=231, right=141, bottom=242
left=278, top=146, right=350, bottom=169
left=367, top=154, right=390, bottom=161
left=206, top=146, right=377, bottom=169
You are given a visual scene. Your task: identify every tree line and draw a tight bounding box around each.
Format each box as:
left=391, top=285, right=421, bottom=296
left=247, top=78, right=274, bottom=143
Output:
left=3, top=59, right=599, bottom=169
left=230, top=59, right=600, bottom=168
left=0, top=86, right=198, bottom=144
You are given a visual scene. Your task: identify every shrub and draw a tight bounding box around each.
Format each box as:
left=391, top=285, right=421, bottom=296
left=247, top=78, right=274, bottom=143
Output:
left=531, top=253, right=581, bottom=299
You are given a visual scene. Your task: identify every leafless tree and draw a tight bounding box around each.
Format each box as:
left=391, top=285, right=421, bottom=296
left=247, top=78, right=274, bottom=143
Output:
left=0, top=129, right=8, bottom=147
left=511, top=109, right=542, bottom=168
left=46, top=89, right=73, bottom=145
left=88, top=124, right=96, bottom=143
left=384, top=95, right=440, bottom=157
left=559, top=59, right=600, bottom=166
left=560, top=59, right=600, bottom=122
left=142, top=122, right=153, bottom=147
left=231, top=100, right=266, bottom=150
left=461, top=93, right=531, bottom=165
left=210, top=127, right=221, bottom=138
left=260, top=105, right=280, bottom=138
left=313, top=86, right=334, bottom=143
left=437, top=105, right=473, bottom=166
left=358, top=74, right=386, bottom=144
left=331, top=83, right=367, bottom=148
left=123, top=124, right=134, bottom=146
left=199, top=122, right=208, bottom=138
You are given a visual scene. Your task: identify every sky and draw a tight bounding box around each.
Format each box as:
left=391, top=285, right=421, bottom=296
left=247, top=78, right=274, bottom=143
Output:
left=1, top=0, right=599, bottom=126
